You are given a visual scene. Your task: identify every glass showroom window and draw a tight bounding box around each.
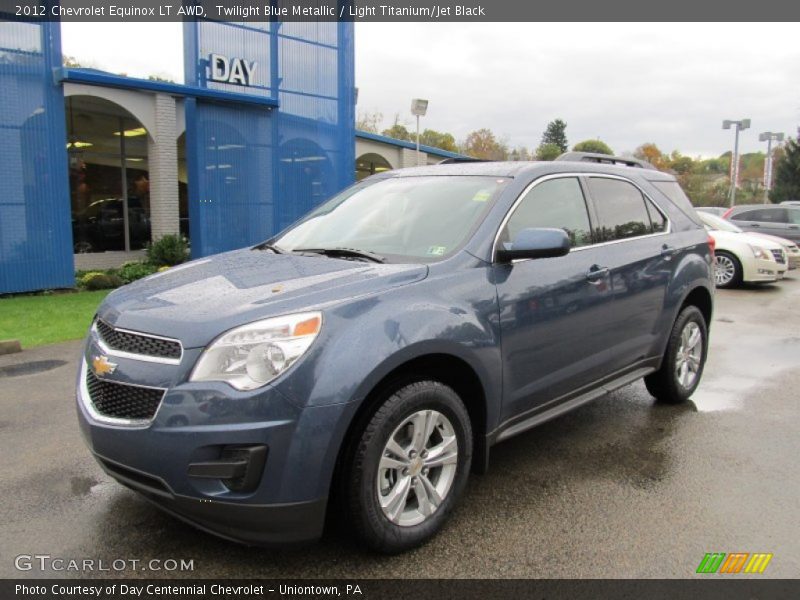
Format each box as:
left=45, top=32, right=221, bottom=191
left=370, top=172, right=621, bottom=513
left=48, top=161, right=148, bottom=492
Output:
left=67, top=97, right=151, bottom=253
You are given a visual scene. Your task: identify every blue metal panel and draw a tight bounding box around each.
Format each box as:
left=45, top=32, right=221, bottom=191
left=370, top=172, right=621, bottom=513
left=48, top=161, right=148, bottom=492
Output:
left=183, top=18, right=355, bottom=258
left=56, top=67, right=279, bottom=108
left=0, top=19, right=73, bottom=293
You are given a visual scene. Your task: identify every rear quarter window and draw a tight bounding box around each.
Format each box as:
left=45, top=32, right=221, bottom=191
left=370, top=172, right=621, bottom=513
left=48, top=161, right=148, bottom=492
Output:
left=649, top=180, right=704, bottom=226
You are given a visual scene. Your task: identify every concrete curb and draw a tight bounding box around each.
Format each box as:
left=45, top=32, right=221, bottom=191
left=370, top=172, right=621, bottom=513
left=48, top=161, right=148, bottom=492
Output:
left=0, top=340, right=22, bottom=355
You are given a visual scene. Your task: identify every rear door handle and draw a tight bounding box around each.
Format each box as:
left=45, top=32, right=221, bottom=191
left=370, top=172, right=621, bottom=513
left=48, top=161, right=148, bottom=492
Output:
left=788, top=225, right=799, bottom=230
left=750, top=223, right=761, bottom=227
left=661, top=244, right=679, bottom=259
left=586, top=266, right=609, bottom=281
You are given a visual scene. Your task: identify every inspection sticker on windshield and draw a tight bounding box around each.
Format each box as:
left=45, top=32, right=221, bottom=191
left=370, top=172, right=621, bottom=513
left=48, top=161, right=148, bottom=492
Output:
left=428, top=246, right=447, bottom=256
left=472, top=190, right=492, bottom=202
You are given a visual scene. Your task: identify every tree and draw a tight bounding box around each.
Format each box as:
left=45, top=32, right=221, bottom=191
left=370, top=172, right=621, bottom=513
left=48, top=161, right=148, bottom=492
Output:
left=535, top=142, right=562, bottom=161
left=356, top=110, right=383, bottom=133
left=63, top=55, right=83, bottom=68
left=573, top=139, right=614, bottom=155
left=540, top=119, right=568, bottom=153
left=419, top=129, right=458, bottom=152
left=634, top=143, right=667, bottom=169
left=771, top=137, right=800, bottom=203
left=462, top=128, right=508, bottom=160
left=382, top=115, right=412, bottom=141
left=509, top=146, right=532, bottom=161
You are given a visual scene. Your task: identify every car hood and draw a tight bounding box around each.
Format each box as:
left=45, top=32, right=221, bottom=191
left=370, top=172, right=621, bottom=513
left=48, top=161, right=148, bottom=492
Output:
left=746, top=232, right=796, bottom=249
left=97, top=249, right=428, bottom=348
left=709, top=230, right=783, bottom=250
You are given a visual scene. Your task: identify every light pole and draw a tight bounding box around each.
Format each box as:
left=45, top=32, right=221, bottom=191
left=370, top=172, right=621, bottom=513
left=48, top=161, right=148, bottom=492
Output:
left=758, top=131, right=784, bottom=204
left=722, top=118, right=751, bottom=207
left=411, top=98, right=428, bottom=166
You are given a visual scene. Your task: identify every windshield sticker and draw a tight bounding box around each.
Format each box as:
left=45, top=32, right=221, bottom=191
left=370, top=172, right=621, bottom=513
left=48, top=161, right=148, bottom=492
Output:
left=472, top=189, right=492, bottom=202
left=427, top=246, right=447, bottom=256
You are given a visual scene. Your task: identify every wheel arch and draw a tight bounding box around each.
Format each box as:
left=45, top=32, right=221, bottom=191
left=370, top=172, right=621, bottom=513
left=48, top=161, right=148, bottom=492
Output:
left=332, top=351, right=491, bottom=502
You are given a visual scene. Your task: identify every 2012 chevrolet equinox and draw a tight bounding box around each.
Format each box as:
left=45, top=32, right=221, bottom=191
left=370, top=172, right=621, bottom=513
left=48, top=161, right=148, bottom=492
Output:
left=77, top=153, right=714, bottom=553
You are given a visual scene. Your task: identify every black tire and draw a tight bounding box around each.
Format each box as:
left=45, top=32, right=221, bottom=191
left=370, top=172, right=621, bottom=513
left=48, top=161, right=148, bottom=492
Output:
left=714, top=250, right=743, bottom=289
left=344, top=380, right=472, bottom=554
left=645, top=305, right=708, bottom=404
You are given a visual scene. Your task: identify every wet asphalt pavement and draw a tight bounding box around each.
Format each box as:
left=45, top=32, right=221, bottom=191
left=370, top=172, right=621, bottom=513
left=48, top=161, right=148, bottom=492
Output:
left=1, top=278, right=799, bottom=579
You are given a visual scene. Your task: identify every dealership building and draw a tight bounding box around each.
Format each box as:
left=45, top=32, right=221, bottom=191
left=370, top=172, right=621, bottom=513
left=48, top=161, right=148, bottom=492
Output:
left=0, top=20, right=463, bottom=294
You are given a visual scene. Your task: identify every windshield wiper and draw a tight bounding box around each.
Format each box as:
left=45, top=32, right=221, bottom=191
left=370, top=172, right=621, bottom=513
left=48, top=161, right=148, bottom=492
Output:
left=252, top=242, right=286, bottom=254
left=293, top=247, right=386, bottom=263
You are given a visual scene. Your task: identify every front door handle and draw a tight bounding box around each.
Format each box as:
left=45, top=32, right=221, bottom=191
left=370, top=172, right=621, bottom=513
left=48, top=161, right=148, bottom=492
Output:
left=788, top=225, right=799, bottom=230
left=586, top=265, right=609, bottom=281
left=750, top=223, right=760, bottom=227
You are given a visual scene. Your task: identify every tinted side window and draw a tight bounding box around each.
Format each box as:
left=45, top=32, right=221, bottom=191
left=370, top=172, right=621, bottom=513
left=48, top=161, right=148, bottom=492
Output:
left=645, top=198, right=668, bottom=233
left=732, top=208, right=788, bottom=223
left=503, top=177, right=593, bottom=248
left=587, top=178, right=651, bottom=241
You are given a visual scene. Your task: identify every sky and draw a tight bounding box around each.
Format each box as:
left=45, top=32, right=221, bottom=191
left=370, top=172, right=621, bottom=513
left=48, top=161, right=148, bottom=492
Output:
left=61, top=22, right=800, bottom=158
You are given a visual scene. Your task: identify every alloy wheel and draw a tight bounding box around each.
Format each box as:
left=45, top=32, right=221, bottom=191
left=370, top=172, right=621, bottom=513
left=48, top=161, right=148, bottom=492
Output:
left=376, top=410, right=458, bottom=527
left=714, top=255, right=735, bottom=286
left=675, top=321, right=703, bottom=389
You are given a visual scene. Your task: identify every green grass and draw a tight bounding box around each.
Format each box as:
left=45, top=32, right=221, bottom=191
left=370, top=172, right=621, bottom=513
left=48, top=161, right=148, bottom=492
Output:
left=0, top=290, right=110, bottom=348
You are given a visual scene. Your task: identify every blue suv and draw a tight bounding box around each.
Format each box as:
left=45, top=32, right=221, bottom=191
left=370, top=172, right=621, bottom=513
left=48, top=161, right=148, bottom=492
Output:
left=77, top=153, right=714, bottom=553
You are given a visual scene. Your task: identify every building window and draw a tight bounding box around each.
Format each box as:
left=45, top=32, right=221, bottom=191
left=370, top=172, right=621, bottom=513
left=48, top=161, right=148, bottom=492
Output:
left=356, top=152, right=392, bottom=181
left=67, top=96, right=150, bottom=253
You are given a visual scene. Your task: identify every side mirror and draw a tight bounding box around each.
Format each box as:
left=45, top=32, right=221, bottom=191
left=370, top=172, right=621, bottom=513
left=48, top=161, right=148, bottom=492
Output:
left=496, top=227, right=571, bottom=262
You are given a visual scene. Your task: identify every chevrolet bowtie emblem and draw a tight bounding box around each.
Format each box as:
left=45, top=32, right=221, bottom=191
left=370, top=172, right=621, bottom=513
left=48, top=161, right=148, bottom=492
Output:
left=92, top=355, right=117, bottom=377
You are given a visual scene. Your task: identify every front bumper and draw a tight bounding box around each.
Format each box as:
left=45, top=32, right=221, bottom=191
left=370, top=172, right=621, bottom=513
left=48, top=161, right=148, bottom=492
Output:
left=76, top=352, right=351, bottom=546
left=741, top=257, right=780, bottom=283
left=94, top=453, right=327, bottom=545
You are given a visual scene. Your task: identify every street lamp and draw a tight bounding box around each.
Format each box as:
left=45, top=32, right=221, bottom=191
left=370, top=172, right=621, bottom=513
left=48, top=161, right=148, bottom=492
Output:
left=411, top=98, right=428, bottom=166
left=722, top=118, right=751, bottom=207
left=758, top=131, right=785, bottom=204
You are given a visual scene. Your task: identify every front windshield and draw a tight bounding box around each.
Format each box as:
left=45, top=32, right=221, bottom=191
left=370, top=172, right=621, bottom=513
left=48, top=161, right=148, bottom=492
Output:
left=273, top=176, right=509, bottom=261
left=697, top=210, right=742, bottom=233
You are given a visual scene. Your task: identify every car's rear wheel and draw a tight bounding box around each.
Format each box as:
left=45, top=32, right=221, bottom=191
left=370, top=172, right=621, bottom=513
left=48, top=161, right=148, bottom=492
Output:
left=344, top=380, right=472, bottom=553
left=645, top=305, right=708, bottom=404
left=714, top=251, right=742, bottom=288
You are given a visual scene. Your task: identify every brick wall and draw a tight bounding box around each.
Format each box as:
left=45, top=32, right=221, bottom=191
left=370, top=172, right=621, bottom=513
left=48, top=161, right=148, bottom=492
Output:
left=148, top=94, right=180, bottom=240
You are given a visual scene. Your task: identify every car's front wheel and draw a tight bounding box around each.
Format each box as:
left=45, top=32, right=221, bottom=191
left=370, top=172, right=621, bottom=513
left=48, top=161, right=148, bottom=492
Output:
left=714, top=250, right=742, bottom=288
left=344, top=380, right=472, bottom=553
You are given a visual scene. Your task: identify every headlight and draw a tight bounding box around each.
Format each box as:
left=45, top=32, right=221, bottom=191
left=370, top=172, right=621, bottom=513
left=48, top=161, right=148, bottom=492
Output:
left=190, top=312, right=322, bottom=390
left=749, top=245, right=771, bottom=260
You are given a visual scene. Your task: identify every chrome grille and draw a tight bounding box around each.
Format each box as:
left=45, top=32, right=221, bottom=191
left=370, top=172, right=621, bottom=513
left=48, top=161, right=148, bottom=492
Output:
left=771, top=249, right=786, bottom=264
left=96, top=319, right=182, bottom=361
left=85, top=370, right=165, bottom=421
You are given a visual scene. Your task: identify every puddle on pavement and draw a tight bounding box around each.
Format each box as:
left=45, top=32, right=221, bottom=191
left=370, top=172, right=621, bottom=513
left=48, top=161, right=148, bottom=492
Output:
left=70, top=476, right=116, bottom=498
left=0, top=359, right=67, bottom=378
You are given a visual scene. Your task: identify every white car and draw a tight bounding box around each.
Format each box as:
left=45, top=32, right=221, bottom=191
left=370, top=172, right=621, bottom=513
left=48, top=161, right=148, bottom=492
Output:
left=696, top=211, right=788, bottom=288
left=700, top=211, right=800, bottom=270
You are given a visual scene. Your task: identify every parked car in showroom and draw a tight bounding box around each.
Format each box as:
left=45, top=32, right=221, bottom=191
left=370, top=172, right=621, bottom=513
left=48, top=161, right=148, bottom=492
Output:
left=723, top=204, right=800, bottom=243
left=77, top=153, right=714, bottom=553
left=697, top=210, right=788, bottom=287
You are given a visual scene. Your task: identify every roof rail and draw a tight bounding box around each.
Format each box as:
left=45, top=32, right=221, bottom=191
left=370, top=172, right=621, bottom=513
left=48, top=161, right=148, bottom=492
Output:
left=437, top=157, right=487, bottom=164
left=555, top=152, right=657, bottom=170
